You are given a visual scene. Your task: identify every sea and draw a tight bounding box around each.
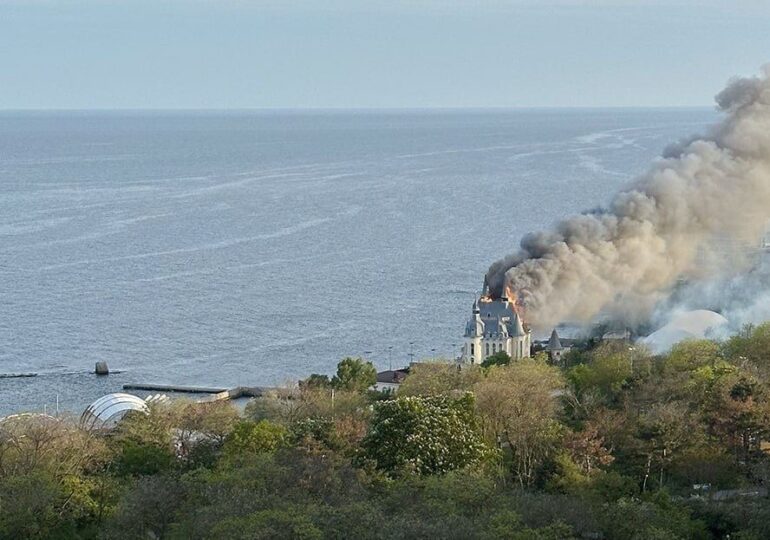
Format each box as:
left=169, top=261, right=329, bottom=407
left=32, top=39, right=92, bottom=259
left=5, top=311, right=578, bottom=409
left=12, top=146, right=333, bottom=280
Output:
left=0, top=108, right=716, bottom=416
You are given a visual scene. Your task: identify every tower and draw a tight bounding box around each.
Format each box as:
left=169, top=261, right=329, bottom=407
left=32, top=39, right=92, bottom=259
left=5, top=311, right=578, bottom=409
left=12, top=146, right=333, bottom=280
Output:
left=463, top=298, right=484, bottom=364
left=547, top=329, right=564, bottom=363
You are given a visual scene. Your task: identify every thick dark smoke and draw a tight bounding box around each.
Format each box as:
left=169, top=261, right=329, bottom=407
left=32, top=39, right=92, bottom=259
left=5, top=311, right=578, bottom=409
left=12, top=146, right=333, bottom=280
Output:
left=486, top=65, right=770, bottom=330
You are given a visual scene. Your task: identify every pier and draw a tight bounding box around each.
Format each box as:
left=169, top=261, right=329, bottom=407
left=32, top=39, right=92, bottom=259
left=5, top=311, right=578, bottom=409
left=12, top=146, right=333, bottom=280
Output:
left=122, top=383, right=277, bottom=402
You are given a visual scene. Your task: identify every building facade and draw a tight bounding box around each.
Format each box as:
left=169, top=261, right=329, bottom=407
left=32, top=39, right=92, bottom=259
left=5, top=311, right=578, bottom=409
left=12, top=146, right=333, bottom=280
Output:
left=461, top=295, right=531, bottom=364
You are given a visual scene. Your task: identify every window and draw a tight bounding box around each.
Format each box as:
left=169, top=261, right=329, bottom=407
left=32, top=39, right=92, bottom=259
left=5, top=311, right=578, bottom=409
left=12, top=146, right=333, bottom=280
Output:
left=470, top=343, right=474, bottom=356
left=485, top=343, right=489, bottom=356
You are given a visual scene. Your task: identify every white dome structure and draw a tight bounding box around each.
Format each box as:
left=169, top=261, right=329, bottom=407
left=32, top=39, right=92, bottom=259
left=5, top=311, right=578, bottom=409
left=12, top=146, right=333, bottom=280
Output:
left=641, top=310, right=729, bottom=354
left=80, top=392, right=149, bottom=430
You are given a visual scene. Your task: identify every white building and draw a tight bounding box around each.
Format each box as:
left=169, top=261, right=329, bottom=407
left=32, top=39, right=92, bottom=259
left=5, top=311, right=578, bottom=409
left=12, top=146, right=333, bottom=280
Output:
left=461, top=294, right=531, bottom=364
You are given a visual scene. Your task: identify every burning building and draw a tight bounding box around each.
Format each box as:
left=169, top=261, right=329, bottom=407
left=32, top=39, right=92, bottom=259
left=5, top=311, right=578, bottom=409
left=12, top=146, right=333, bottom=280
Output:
left=460, top=279, right=531, bottom=364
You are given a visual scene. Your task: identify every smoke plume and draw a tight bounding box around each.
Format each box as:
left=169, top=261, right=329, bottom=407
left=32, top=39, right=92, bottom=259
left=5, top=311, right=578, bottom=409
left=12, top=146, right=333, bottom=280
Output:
left=486, top=65, right=770, bottom=330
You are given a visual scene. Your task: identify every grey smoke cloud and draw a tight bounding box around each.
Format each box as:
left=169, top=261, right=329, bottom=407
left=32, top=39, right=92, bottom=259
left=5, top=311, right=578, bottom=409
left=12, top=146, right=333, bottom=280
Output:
left=486, top=65, right=770, bottom=330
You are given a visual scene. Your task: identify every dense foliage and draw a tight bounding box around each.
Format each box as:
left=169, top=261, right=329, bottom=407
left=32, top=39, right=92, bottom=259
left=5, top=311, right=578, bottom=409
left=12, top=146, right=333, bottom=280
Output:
left=5, top=326, right=770, bottom=538
left=361, top=393, right=490, bottom=475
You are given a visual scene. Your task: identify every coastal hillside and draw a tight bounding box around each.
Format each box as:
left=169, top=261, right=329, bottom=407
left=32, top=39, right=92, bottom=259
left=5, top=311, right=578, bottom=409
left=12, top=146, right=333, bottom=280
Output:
left=4, top=324, right=770, bottom=539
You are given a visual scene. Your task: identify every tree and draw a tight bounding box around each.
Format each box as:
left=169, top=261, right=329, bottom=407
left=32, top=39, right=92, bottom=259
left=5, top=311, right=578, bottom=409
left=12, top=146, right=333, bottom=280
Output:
left=301, top=374, right=331, bottom=389
left=0, top=414, right=107, bottom=480
left=562, top=423, right=614, bottom=477
left=331, top=357, right=376, bottom=392
left=361, top=393, right=491, bottom=475
left=110, top=404, right=176, bottom=477
left=397, top=362, right=484, bottom=397
left=101, top=474, right=184, bottom=539
left=0, top=414, right=109, bottom=537
left=113, top=439, right=174, bottom=477
left=0, top=472, right=74, bottom=539
left=210, top=509, right=323, bottom=540
left=222, top=420, right=287, bottom=461
left=701, top=369, right=770, bottom=466
left=636, top=401, right=702, bottom=491
left=474, top=360, right=565, bottom=487
left=173, top=401, right=240, bottom=468
left=567, top=345, right=633, bottom=405
left=290, top=417, right=342, bottom=451
left=724, top=322, right=770, bottom=379
left=664, top=339, right=721, bottom=373
left=482, top=351, right=511, bottom=368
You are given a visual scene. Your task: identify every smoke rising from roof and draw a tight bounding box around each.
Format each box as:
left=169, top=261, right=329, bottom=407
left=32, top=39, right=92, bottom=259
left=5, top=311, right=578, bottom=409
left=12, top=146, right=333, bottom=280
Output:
left=486, top=65, right=770, bottom=330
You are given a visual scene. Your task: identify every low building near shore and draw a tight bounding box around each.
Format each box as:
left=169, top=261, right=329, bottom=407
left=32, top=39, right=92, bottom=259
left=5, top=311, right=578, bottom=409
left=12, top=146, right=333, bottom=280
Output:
left=373, top=368, right=410, bottom=392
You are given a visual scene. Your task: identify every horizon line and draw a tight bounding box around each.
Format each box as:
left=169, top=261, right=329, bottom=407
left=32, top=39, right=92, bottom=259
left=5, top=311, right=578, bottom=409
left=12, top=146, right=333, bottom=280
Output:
left=0, top=105, right=715, bottom=113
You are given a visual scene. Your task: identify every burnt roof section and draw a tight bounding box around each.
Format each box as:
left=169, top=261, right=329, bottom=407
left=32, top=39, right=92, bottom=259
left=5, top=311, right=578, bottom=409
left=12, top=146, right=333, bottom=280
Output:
left=465, top=297, right=527, bottom=338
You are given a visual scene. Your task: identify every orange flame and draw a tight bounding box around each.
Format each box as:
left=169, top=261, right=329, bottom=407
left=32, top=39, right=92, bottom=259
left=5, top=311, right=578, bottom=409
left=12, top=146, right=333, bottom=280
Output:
left=504, top=283, right=526, bottom=318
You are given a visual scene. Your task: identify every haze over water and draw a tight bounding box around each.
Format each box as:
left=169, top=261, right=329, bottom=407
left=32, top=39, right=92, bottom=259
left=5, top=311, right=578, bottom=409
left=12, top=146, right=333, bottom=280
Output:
left=0, top=109, right=714, bottom=415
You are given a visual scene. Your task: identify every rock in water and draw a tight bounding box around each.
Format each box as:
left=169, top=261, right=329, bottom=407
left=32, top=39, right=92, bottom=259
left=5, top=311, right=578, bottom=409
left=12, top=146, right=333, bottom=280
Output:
left=95, top=362, right=109, bottom=375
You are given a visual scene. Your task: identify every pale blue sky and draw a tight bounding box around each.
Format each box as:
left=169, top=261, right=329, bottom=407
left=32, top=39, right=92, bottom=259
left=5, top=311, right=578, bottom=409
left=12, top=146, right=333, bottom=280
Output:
left=2, top=1, right=770, bottom=109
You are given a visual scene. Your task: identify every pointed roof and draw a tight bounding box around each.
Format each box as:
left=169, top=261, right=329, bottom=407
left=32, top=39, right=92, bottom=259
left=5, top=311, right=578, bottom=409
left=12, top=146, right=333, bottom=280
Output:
left=511, top=312, right=526, bottom=337
left=548, top=329, right=563, bottom=351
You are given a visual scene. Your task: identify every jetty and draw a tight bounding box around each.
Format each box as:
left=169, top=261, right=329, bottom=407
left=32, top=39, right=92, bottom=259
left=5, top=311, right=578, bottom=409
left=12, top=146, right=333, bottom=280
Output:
left=122, top=383, right=277, bottom=402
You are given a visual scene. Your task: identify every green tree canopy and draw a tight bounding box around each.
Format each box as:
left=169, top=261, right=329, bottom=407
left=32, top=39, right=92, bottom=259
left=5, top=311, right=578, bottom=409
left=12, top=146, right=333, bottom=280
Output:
left=664, top=339, right=721, bottom=373
left=474, top=360, right=566, bottom=487
left=222, top=420, right=287, bottom=461
left=361, top=393, right=491, bottom=475
left=481, top=350, right=511, bottom=368
left=331, top=357, right=377, bottom=392
left=397, top=362, right=484, bottom=397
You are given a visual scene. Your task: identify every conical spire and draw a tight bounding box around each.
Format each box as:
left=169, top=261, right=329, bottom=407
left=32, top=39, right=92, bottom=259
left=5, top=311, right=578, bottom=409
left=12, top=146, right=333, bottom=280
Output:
left=512, top=312, right=526, bottom=337
left=548, top=329, right=563, bottom=351
left=482, top=275, right=490, bottom=297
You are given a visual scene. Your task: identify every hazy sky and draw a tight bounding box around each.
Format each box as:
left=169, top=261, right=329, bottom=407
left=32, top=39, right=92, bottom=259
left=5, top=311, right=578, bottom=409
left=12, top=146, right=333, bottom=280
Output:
left=2, top=1, right=770, bottom=109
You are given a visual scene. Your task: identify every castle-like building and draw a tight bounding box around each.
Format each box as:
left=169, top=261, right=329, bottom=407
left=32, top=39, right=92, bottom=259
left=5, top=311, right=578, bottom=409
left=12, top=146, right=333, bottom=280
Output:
left=460, top=289, right=531, bottom=364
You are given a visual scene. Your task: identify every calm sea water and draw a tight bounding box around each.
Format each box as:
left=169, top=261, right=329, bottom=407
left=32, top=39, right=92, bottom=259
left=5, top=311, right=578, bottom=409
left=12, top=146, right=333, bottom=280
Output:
left=0, top=108, right=715, bottom=415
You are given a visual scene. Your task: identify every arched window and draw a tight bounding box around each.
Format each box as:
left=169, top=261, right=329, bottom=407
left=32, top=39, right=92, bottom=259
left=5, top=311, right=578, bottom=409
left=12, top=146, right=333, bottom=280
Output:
left=485, top=343, right=489, bottom=356
left=470, top=343, right=475, bottom=356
